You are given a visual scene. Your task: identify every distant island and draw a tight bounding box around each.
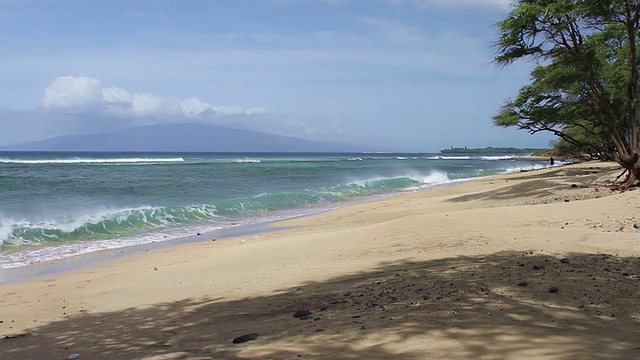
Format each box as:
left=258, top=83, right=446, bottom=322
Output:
left=440, top=147, right=546, bottom=154
left=0, top=123, right=373, bottom=153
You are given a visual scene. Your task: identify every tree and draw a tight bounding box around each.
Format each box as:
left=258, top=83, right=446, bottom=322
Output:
left=492, top=0, right=639, bottom=189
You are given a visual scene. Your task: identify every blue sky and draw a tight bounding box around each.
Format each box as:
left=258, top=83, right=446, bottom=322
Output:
left=0, top=0, right=554, bottom=151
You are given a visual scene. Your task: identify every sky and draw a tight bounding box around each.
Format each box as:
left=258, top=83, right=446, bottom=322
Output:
left=0, top=0, right=555, bottom=152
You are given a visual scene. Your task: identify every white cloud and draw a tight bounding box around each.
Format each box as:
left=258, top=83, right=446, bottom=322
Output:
left=35, top=76, right=346, bottom=141
left=40, top=76, right=265, bottom=119
left=40, top=76, right=104, bottom=111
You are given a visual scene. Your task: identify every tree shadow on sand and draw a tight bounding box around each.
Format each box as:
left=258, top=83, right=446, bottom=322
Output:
left=446, top=164, right=630, bottom=204
left=2, top=252, right=638, bottom=359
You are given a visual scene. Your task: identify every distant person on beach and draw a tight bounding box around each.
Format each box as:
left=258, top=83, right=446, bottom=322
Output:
left=549, top=157, right=555, bottom=167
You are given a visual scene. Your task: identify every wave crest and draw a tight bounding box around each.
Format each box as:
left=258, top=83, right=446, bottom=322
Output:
left=0, top=157, right=185, bottom=165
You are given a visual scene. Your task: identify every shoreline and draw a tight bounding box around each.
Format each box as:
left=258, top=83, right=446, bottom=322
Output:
left=0, top=170, right=495, bottom=278
left=0, top=221, right=289, bottom=284
left=1, top=161, right=638, bottom=359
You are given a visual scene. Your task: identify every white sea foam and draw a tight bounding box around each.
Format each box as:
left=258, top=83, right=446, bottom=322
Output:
left=0, top=157, right=185, bottom=164
left=502, top=163, right=547, bottom=173
left=0, top=206, right=332, bottom=269
left=0, top=204, right=221, bottom=249
left=0, top=224, right=223, bottom=269
left=0, top=218, right=15, bottom=247
left=438, top=156, right=470, bottom=160
left=416, top=171, right=451, bottom=184
left=233, top=158, right=262, bottom=163
left=479, top=155, right=515, bottom=161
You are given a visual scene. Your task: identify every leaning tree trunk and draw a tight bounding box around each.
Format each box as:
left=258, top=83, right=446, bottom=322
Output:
left=618, top=1, right=640, bottom=190
left=614, top=153, right=639, bottom=190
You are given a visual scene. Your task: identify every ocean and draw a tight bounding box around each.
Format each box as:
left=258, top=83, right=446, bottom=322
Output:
left=0, top=151, right=550, bottom=270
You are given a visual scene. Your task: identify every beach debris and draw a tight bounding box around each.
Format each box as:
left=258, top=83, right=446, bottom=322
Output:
left=68, top=354, right=80, bottom=360
left=560, top=258, right=570, bottom=264
left=548, top=285, right=559, bottom=293
left=532, top=265, right=544, bottom=270
left=517, top=281, right=528, bottom=287
left=232, top=333, right=259, bottom=344
left=196, top=232, right=201, bottom=236
left=293, top=310, right=312, bottom=318
left=3, top=332, right=30, bottom=339
left=153, top=267, right=158, bottom=271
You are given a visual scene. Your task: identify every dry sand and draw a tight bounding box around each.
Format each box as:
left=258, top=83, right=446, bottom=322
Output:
left=0, top=161, right=638, bottom=359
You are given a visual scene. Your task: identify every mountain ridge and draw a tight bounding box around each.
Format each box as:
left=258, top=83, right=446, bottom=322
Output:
left=0, top=123, right=371, bottom=152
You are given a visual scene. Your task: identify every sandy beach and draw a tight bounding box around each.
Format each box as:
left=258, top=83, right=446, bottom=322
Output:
left=1, top=161, right=638, bottom=359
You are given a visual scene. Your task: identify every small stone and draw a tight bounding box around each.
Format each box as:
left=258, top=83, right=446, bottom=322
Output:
left=232, top=333, right=259, bottom=344
left=548, top=285, right=559, bottom=293
left=571, top=184, right=578, bottom=188
left=68, top=354, right=80, bottom=360
left=560, top=258, right=570, bottom=264
left=293, top=310, right=312, bottom=318
left=532, top=265, right=544, bottom=270
left=517, top=281, right=528, bottom=287
left=153, top=267, right=158, bottom=271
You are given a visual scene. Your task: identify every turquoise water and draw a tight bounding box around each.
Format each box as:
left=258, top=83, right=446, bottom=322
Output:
left=0, top=152, right=549, bottom=268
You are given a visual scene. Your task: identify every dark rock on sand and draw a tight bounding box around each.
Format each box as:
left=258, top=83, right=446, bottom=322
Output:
left=232, top=333, right=259, bottom=344
left=533, top=265, right=545, bottom=270
left=560, top=258, right=570, bottom=264
left=517, top=281, right=528, bottom=287
left=548, top=285, right=559, bottom=293
left=293, top=310, right=312, bottom=318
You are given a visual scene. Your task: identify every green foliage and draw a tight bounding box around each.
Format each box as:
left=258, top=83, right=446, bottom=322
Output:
left=492, top=0, right=639, bottom=187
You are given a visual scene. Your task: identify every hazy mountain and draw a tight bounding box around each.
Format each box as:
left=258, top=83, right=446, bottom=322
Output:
left=1, top=123, right=371, bottom=152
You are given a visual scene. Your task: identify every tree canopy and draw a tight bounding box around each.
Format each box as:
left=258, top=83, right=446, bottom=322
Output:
left=492, top=0, right=639, bottom=189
